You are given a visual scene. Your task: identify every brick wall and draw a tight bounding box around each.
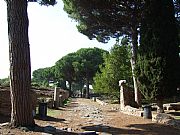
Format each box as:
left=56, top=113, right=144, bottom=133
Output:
left=0, top=87, right=37, bottom=116
left=0, top=88, right=11, bottom=116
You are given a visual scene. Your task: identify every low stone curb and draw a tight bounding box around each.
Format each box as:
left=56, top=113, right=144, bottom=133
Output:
left=94, top=98, right=108, bottom=106
left=121, top=105, right=143, bottom=117
left=152, top=113, right=180, bottom=130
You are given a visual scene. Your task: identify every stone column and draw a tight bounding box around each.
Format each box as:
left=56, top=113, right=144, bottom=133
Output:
left=59, top=95, right=63, bottom=107
left=54, top=87, right=60, bottom=109
left=119, top=80, right=126, bottom=111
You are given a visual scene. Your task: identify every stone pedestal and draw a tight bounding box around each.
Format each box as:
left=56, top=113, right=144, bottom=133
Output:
left=54, top=87, right=60, bottom=109
left=119, top=80, right=126, bottom=110
left=59, top=95, right=63, bottom=107
left=119, top=80, right=137, bottom=110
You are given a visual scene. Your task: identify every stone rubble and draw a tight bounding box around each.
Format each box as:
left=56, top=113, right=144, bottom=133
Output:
left=74, top=104, right=104, bottom=121
left=152, top=113, right=180, bottom=130
left=39, top=101, right=107, bottom=134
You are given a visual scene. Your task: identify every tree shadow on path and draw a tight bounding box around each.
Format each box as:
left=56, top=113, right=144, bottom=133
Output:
left=167, top=111, right=180, bottom=116
left=127, top=123, right=180, bottom=135
left=0, top=115, right=78, bottom=135
left=0, top=115, right=10, bottom=124
left=82, top=123, right=180, bottom=135
left=35, top=115, right=65, bottom=122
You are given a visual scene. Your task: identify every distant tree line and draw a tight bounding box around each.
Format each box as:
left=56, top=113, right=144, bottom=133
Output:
left=32, top=47, right=109, bottom=98
left=63, top=0, right=180, bottom=112
left=32, top=39, right=133, bottom=100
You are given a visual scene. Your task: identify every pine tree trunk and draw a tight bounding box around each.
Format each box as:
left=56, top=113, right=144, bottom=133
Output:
left=131, top=28, right=141, bottom=107
left=62, top=80, right=66, bottom=89
left=6, top=0, right=35, bottom=127
left=80, top=89, right=83, bottom=98
left=157, top=99, right=164, bottom=113
left=69, top=81, right=72, bottom=96
left=85, top=77, right=90, bottom=99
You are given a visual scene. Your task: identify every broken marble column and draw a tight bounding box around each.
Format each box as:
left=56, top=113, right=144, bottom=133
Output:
left=119, top=80, right=126, bottom=110
left=59, top=94, right=63, bottom=107
left=54, top=87, right=60, bottom=109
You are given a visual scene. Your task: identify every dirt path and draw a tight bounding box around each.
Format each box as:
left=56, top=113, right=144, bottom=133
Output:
left=1, top=98, right=180, bottom=135
left=37, top=98, right=180, bottom=134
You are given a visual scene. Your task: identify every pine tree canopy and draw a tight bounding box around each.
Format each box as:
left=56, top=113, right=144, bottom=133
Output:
left=62, top=0, right=144, bottom=43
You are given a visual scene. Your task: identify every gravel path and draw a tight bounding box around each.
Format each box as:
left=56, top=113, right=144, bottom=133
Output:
left=48, top=98, right=180, bottom=134
left=1, top=98, right=180, bottom=135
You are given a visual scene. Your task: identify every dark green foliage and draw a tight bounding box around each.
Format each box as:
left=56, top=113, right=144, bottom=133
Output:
left=75, top=47, right=108, bottom=82
left=93, top=39, right=132, bottom=99
left=63, top=98, right=70, bottom=106
left=74, top=47, right=108, bottom=98
left=55, top=52, right=78, bottom=91
left=39, top=0, right=56, bottom=6
left=136, top=56, right=166, bottom=101
left=0, top=77, right=10, bottom=87
left=136, top=0, right=180, bottom=101
left=56, top=79, right=67, bottom=89
left=71, top=81, right=84, bottom=92
left=62, top=0, right=144, bottom=43
left=32, top=66, right=56, bottom=87
left=55, top=53, right=77, bottom=82
left=28, top=0, right=57, bottom=6
left=53, top=47, right=107, bottom=96
left=62, top=0, right=144, bottom=103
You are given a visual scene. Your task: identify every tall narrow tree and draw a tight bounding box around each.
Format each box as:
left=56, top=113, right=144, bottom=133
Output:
left=6, top=0, right=34, bottom=126
left=5, top=0, right=56, bottom=127
left=136, top=0, right=179, bottom=112
left=93, top=39, right=132, bottom=100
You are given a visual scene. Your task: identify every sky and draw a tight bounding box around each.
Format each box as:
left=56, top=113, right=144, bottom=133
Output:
left=0, top=0, right=114, bottom=79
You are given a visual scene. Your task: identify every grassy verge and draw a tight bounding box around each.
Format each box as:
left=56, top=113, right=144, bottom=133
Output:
left=63, top=98, right=71, bottom=106
left=174, top=116, right=180, bottom=120
left=47, top=108, right=60, bottom=117
left=36, top=107, right=61, bottom=117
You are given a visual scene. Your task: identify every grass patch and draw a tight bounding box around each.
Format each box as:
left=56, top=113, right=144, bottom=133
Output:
left=36, top=107, right=61, bottom=117
left=63, top=98, right=71, bottom=106
left=174, top=116, right=180, bottom=120
left=47, top=108, right=60, bottom=117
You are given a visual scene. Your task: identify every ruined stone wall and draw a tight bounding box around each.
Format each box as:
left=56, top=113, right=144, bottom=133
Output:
left=0, top=87, right=37, bottom=116
left=122, top=85, right=136, bottom=107
left=59, top=89, right=69, bottom=101
left=120, top=84, right=136, bottom=110
left=119, top=80, right=140, bottom=110
left=0, top=88, right=11, bottom=116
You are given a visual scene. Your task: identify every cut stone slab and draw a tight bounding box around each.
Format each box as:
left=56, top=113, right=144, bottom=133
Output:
left=0, top=122, right=9, bottom=127
left=79, top=131, right=97, bottom=135
left=42, top=133, right=52, bottom=135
